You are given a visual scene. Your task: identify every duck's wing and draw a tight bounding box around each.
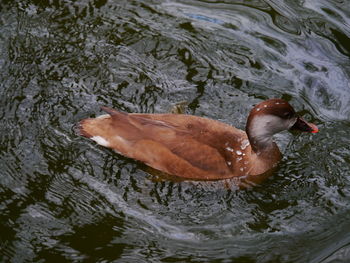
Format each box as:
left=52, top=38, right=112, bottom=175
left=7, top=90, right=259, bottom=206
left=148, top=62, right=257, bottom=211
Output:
left=78, top=108, right=247, bottom=180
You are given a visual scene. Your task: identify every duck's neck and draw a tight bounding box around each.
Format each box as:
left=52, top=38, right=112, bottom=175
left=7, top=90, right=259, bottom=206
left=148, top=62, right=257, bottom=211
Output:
left=247, top=134, right=274, bottom=153
left=246, top=115, right=281, bottom=154
left=246, top=123, right=283, bottom=176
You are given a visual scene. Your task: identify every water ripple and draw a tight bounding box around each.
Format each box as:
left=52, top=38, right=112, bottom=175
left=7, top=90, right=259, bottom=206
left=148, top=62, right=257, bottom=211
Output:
left=1, top=0, right=350, bottom=262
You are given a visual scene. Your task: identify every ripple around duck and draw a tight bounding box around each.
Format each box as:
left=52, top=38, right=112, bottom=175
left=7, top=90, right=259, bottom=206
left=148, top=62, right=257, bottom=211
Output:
left=160, top=2, right=348, bottom=119
left=0, top=0, right=350, bottom=262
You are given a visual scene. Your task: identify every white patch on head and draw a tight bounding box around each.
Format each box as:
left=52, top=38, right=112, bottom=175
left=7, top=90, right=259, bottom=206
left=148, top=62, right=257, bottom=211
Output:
left=91, top=136, right=110, bottom=147
left=249, top=114, right=297, bottom=147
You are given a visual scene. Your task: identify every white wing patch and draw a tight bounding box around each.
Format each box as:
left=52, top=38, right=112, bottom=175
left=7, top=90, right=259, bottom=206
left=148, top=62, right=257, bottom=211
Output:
left=96, top=114, right=110, bottom=119
left=91, top=136, right=110, bottom=147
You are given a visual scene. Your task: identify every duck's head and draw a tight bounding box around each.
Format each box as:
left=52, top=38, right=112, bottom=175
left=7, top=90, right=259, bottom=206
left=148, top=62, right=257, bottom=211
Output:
left=246, top=98, right=318, bottom=152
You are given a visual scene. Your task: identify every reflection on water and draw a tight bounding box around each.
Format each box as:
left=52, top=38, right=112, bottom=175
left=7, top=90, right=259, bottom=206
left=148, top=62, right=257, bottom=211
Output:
left=0, top=0, right=350, bottom=262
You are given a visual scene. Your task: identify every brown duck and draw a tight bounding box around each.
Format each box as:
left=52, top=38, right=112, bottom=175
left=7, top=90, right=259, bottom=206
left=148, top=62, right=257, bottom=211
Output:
left=78, top=99, right=318, bottom=182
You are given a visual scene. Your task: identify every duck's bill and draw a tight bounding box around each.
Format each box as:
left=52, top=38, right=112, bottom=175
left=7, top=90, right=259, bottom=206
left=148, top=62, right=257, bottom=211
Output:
left=290, top=117, right=319, bottom=133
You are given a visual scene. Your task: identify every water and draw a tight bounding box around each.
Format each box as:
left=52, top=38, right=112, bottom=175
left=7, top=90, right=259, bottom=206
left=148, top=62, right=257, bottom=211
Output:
left=1, top=0, right=350, bottom=262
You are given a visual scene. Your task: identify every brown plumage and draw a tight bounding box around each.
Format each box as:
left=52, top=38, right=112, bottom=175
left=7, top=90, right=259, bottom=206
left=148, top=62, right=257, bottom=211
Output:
left=78, top=99, right=318, bottom=182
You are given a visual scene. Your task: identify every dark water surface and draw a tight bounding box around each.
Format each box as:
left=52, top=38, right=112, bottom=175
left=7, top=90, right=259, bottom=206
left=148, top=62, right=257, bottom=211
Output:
left=1, top=0, right=350, bottom=262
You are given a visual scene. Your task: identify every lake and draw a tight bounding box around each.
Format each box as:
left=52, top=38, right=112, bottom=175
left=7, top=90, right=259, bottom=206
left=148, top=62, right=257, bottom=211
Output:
left=1, top=0, right=350, bottom=262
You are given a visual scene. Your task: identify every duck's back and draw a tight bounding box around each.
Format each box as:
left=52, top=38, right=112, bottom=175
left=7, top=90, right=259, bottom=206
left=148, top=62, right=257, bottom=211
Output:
left=79, top=107, right=248, bottom=180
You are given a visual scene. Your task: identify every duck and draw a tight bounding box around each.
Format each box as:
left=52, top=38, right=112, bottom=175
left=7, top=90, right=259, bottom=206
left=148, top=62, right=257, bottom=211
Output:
left=78, top=98, right=318, bottom=183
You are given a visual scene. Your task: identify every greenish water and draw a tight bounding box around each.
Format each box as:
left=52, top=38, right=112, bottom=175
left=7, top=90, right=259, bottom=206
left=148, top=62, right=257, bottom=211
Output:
left=1, top=0, right=350, bottom=262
